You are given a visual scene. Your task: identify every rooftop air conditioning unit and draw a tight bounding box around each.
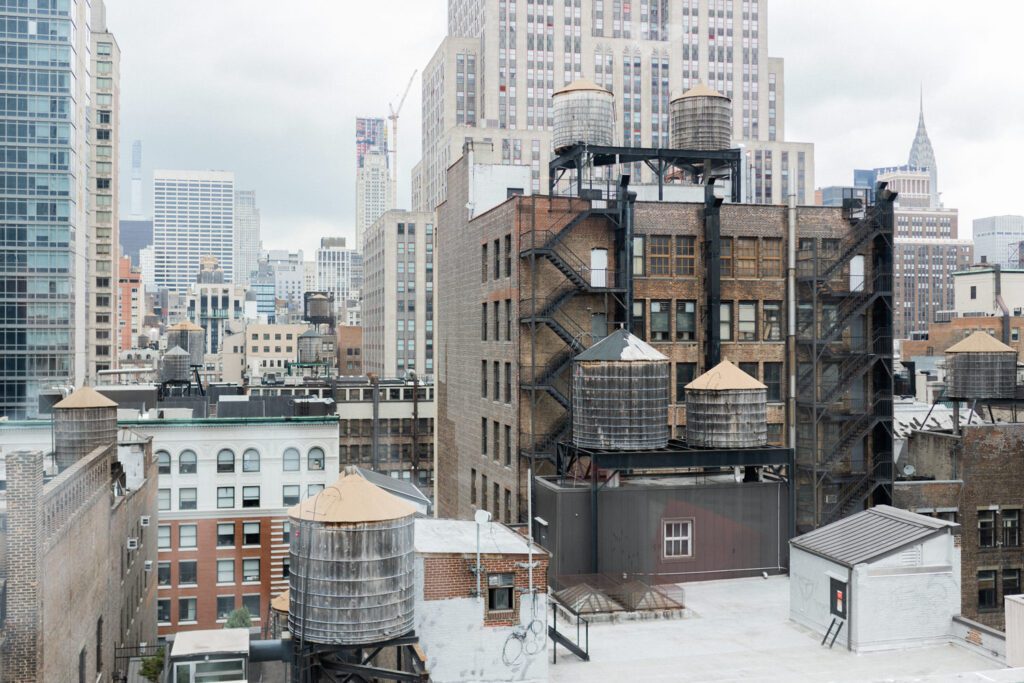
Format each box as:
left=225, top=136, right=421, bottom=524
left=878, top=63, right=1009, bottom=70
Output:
left=140, top=515, right=151, bottom=527
left=127, top=537, right=139, bottom=551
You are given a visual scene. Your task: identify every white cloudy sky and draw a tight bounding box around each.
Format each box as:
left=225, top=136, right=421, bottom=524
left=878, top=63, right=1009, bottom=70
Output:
left=107, top=1, right=1024, bottom=255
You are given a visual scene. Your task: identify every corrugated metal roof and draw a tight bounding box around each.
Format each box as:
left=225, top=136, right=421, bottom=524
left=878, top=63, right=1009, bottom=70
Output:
left=575, top=328, right=667, bottom=362
left=791, top=505, right=956, bottom=567
left=945, top=330, right=1016, bottom=353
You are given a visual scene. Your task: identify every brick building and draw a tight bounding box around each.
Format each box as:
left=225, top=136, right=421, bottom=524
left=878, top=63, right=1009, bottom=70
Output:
left=895, top=423, right=1024, bottom=631
left=901, top=316, right=1024, bottom=366
left=0, top=388, right=158, bottom=682
left=437, top=150, right=894, bottom=531
left=336, top=324, right=363, bottom=375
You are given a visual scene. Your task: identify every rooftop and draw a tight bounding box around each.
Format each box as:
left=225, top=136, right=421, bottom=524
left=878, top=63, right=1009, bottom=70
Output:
left=791, top=505, right=956, bottom=567
left=549, top=576, right=1006, bottom=682
left=413, top=518, right=547, bottom=556
left=171, top=628, right=249, bottom=658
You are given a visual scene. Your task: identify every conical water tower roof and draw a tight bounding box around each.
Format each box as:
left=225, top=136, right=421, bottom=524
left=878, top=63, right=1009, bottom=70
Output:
left=54, top=386, right=117, bottom=409
left=289, top=466, right=416, bottom=523
left=554, top=78, right=610, bottom=95
left=168, top=320, right=204, bottom=332
left=574, top=328, right=666, bottom=362
left=686, top=359, right=766, bottom=391
left=672, top=81, right=728, bottom=102
left=946, top=331, right=1015, bottom=353
left=164, top=346, right=189, bottom=356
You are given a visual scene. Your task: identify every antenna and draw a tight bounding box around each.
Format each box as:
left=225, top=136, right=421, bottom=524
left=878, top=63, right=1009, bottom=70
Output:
left=388, top=70, right=418, bottom=208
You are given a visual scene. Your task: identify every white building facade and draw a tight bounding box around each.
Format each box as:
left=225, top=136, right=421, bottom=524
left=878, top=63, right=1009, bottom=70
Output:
left=154, top=170, right=236, bottom=293
left=315, top=237, right=362, bottom=318
left=973, top=215, right=1024, bottom=269
left=355, top=116, right=392, bottom=253
left=233, top=190, right=261, bottom=286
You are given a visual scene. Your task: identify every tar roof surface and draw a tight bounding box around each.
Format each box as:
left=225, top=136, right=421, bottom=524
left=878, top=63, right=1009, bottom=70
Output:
left=413, top=518, right=547, bottom=555
left=790, top=505, right=956, bottom=567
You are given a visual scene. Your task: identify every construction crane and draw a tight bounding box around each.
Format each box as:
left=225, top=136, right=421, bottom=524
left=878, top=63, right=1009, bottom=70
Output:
left=388, top=69, right=417, bottom=208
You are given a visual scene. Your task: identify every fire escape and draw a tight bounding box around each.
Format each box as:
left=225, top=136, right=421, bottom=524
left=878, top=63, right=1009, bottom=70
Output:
left=519, top=191, right=632, bottom=464
left=795, top=185, right=896, bottom=531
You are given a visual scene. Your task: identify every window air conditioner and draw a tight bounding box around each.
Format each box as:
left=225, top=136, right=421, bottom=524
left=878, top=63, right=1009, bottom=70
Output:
left=140, top=515, right=151, bottom=527
left=127, top=537, right=139, bottom=551
left=144, top=560, right=153, bottom=572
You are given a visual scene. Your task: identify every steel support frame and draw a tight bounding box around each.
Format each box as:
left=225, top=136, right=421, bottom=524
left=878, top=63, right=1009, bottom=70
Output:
left=299, top=634, right=429, bottom=683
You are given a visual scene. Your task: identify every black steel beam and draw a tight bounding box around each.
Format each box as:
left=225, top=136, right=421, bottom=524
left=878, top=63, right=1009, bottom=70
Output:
left=320, top=660, right=425, bottom=683
left=588, top=448, right=792, bottom=469
left=704, top=182, right=723, bottom=370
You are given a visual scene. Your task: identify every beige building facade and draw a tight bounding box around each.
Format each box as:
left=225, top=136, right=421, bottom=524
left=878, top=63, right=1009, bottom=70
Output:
left=220, top=323, right=311, bottom=384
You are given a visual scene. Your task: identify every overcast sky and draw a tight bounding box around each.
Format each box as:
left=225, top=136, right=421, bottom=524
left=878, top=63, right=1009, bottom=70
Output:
left=107, top=1, right=1024, bottom=255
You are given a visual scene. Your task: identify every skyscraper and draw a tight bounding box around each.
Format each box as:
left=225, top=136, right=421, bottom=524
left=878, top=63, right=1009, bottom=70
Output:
left=87, top=0, right=121, bottom=380
left=153, top=170, right=235, bottom=293
left=415, top=0, right=815, bottom=212
left=120, top=141, right=153, bottom=269
left=130, top=139, right=143, bottom=217
left=233, top=189, right=261, bottom=286
left=973, top=215, right=1024, bottom=268
left=0, top=0, right=93, bottom=418
left=315, top=237, right=361, bottom=318
left=355, top=117, right=392, bottom=252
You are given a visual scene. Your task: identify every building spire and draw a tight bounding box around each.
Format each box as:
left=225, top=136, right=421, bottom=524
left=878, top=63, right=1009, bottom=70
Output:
left=908, top=85, right=939, bottom=208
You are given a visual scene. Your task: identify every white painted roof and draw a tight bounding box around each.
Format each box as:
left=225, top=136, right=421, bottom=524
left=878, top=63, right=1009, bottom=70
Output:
left=171, top=628, right=249, bottom=657
left=414, top=518, right=547, bottom=556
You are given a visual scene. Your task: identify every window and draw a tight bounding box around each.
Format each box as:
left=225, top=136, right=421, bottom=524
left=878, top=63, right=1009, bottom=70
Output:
left=481, top=417, right=488, bottom=456
left=504, top=424, right=512, bottom=466
left=179, top=524, right=197, bottom=548
left=720, top=237, right=733, bottom=277
left=283, top=558, right=291, bottom=579
left=158, top=525, right=170, bottom=549
left=767, top=423, right=784, bottom=445
left=493, top=361, right=500, bottom=401
left=157, top=599, right=171, bottom=623
left=1004, top=509, right=1020, bottom=548
left=493, top=238, right=501, bottom=279
left=96, top=616, right=103, bottom=673
left=242, top=594, right=261, bottom=619
left=764, top=363, right=783, bottom=402
left=720, top=302, right=733, bottom=341
left=1006, top=569, right=1022, bottom=598
left=970, top=285, right=977, bottom=300
left=243, top=522, right=260, bottom=546
left=217, top=486, right=234, bottom=509
left=179, top=488, right=197, bottom=510
left=505, top=299, right=512, bottom=340
left=157, top=561, right=171, bottom=586
left=282, top=485, right=300, bottom=506
left=482, top=243, right=488, bottom=282
left=471, top=468, right=477, bottom=505
left=283, top=448, right=300, bottom=471
left=217, top=596, right=236, bottom=620
left=632, top=236, right=645, bottom=275
left=243, top=449, right=260, bottom=472
left=308, top=483, right=324, bottom=497
left=505, top=235, right=512, bottom=276
left=978, top=570, right=997, bottom=610
left=761, top=238, right=782, bottom=277
left=217, top=449, right=235, bottom=473
left=481, top=303, right=488, bottom=341
left=674, top=236, right=696, bottom=276
left=217, top=523, right=235, bottom=547
left=736, top=238, right=757, bottom=276
left=979, top=510, right=996, bottom=548
left=504, top=363, right=511, bottom=403
left=763, top=302, right=782, bottom=341
left=242, top=487, right=260, bottom=508
left=675, top=301, right=696, bottom=341
left=648, top=235, right=671, bottom=275
left=308, top=447, right=325, bottom=470
left=650, top=300, right=670, bottom=341
left=675, top=363, right=697, bottom=402
left=178, top=450, right=197, bottom=474
left=632, top=300, right=646, bottom=340
left=481, top=360, right=488, bottom=397
left=740, top=363, right=759, bottom=381
left=158, top=488, right=170, bottom=511
left=243, top=558, right=260, bottom=582
left=178, top=597, right=197, bottom=623
left=282, top=521, right=291, bottom=544
left=179, top=560, right=197, bottom=586
left=216, top=559, right=235, bottom=584
left=738, top=301, right=757, bottom=341
left=663, top=519, right=693, bottom=558
left=157, top=451, right=170, bottom=474
left=487, top=573, right=515, bottom=611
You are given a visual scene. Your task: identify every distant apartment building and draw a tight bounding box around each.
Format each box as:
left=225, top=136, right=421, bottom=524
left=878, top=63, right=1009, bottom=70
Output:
left=233, top=190, right=261, bottom=286
left=220, top=322, right=310, bottom=384
left=262, top=249, right=306, bottom=303
left=315, top=237, right=362, bottom=317
left=362, top=210, right=436, bottom=377
left=355, top=117, right=392, bottom=252
left=184, top=257, right=248, bottom=355
left=0, top=388, right=158, bottom=680
left=153, top=170, right=236, bottom=293
left=415, top=0, right=814, bottom=212
left=126, top=414, right=340, bottom=636
left=139, top=245, right=156, bottom=291
left=0, top=0, right=94, bottom=418
left=953, top=266, right=1024, bottom=317
left=120, top=218, right=153, bottom=266
left=87, top=3, right=121, bottom=381
left=336, top=325, right=363, bottom=375
left=973, top=216, right=1024, bottom=269
left=118, top=255, right=145, bottom=352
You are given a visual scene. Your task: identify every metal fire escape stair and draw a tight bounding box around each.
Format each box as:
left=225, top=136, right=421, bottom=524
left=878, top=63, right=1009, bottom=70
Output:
left=821, top=459, right=893, bottom=525
left=799, top=207, right=886, bottom=285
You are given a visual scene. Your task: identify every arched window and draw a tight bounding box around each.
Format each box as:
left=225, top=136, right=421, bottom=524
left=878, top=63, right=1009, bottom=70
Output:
left=217, top=449, right=235, bottom=473
left=308, top=447, right=325, bottom=471
left=179, top=450, right=197, bottom=474
left=157, top=450, right=170, bottom=475
left=243, top=448, right=260, bottom=473
left=282, top=448, right=300, bottom=472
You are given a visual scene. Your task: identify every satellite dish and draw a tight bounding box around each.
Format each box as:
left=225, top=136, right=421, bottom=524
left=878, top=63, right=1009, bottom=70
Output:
left=903, top=464, right=916, bottom=477
left=474, top=510, right=492, bottom=525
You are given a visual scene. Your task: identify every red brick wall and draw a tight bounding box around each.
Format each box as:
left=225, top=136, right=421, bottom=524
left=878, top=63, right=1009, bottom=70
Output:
left=422, top=553, right=549, bottom=627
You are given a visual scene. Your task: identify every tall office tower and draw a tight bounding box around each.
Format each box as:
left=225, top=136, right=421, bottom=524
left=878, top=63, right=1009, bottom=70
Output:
left=0, top=0, right=93, bottom=418
left=414, top=0, right=814, bottom=212
left=315, top=237, right=360, bottom=316
left=907, top=90, right=939, bottom=211
left=973, top=216, right=1024, bottom=268
left=355, top=117, right=392, bottom=252
left=130, top=139, right=143, bottom=217
left=233, top=189, right=261, bottom=285
left=362, top=210, right=436, bottom=377
left=262, top=249, right=306, bottom=303
left=87, top=0, right=121, bottom=381
left=153, top=170, right=235, bottom=293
